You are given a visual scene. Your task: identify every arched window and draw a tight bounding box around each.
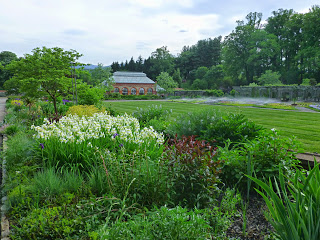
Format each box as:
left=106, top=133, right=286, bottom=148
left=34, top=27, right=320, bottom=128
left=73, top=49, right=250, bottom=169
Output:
left=139, top=88, right=145, bottom=95
left=122, top=87, right=128, bottom=95
left=131, top=88, right=137, bottom=95
left=147, top=88, right=153, bottom=94
left=114, top=87, right=119, bottom=93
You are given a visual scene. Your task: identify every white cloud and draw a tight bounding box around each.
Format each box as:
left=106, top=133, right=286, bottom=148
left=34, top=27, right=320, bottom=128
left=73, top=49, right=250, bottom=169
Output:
left=0, top=0, right=319, bottom=65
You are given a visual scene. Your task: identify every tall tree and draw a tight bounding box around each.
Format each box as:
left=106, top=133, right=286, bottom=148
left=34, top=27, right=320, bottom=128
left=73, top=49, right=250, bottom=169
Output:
left=5, top=47, right=83, bottom=114
left=90, top=63, right=113, bottom=87
left=128, top=57, right=136, bottom=71
left=0, top=51, right=18, bottom=88
left=156, top=72, right=178, bottom=92
left=136, top=55, right=144, bottom=72
left=223, top=12, right=266, bottom=85
left=149, top=46, right=175, bottom=80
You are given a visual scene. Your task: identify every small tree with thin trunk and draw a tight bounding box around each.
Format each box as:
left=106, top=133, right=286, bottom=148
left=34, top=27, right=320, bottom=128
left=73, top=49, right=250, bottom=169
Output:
left=5, top=47, right=83, bottom=115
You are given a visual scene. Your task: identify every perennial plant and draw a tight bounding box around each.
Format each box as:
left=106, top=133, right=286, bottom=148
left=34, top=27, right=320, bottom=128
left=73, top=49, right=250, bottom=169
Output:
left=32, top=112, right=164, bottom=170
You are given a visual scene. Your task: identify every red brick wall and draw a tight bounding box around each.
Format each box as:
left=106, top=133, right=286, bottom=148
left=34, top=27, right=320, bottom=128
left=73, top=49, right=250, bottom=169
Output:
left=113, top=83, right=156, bottom=95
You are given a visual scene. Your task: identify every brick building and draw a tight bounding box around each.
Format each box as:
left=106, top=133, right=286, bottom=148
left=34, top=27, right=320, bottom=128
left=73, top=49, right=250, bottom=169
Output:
left=112, top=72, right=159, bottom=95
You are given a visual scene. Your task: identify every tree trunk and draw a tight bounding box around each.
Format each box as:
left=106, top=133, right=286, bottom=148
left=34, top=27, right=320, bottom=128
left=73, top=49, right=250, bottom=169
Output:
left=53, top=97, right=58, bottom=115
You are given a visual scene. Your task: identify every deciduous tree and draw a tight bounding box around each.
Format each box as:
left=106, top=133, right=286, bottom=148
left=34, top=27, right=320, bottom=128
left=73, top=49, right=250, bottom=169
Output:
left=5, top=47, right=83, bottom=114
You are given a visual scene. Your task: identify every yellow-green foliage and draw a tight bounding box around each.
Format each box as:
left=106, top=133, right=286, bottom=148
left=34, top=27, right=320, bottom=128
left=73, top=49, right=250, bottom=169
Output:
left=66, top=105, right=106, bottom=117
left=11, top=99, right=24, bottom=107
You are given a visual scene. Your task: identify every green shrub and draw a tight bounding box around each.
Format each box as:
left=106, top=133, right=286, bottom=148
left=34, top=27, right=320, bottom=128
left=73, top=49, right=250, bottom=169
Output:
left=219, top=129, right=301, bottom=191
left=66, top=104, right=106, bottom=117
left=248, top=162, right=320, bottom=240
left=167, top=109, right=263, bottom=147
left=78, top=87, right=105, bottom=105
left=132, top=104, right=171, bottom=127
left=164, top=135, right=221, bottom=208
left=10, top=206, right=84, bottom=240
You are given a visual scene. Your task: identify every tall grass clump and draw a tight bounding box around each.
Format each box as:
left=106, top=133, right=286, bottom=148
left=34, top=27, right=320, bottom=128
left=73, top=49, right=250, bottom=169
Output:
left=89, top=149, right=168, bottom=207
left=5, top=132, right=36, bottom=171
left=32, top=113, right=164, bottom=171
left=30, top=167, right=84, bottom=199
left=248, top=163, right=320, bottom=240
left=167, top=108, right=263, bottom=147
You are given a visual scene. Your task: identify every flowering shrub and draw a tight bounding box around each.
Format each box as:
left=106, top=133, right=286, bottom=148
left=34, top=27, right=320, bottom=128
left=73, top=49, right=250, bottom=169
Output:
left=11, top=98, right=24, bottom=107
left=32, top=113, right=164, bottom=170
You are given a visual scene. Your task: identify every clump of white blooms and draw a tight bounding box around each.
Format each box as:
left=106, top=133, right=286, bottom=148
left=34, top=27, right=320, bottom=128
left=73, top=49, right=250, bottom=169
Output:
left=31, top=113, right=164, bottom=145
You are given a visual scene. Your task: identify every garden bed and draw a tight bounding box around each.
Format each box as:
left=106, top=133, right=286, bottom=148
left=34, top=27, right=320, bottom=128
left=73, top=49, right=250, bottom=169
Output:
left=1, top=97, right=316, bottom=239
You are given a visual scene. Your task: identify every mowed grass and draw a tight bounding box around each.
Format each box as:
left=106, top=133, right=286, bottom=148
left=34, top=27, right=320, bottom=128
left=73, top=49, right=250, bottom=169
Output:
left=104, top=100, right=320, bottom=153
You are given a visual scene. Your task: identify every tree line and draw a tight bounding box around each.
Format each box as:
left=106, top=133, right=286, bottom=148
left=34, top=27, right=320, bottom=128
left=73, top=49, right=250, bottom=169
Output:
left=110, top=6, right=320, bottom=90
left=1, top=6, right=319, bottom=92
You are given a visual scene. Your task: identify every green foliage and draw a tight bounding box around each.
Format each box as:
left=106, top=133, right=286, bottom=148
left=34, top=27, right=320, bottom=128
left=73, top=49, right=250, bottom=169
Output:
left=95, top=206, right=214, bottom=240
left=0, top=51, right=18, bottom=88
left=66, top=104, right=106, bottom=117
left=191, top=78, right=208, bottom=90
left=5, top=46, right=83, bottom=114
left=30, top=168, right=83, bottom=200
left=89, top=64, right=114, bottom=88
left=77, top=85, right=106, bottom=105
left=164, top=135, right=220, bottom=208
left=5, top=132, right=36, bottom=171
left=156, top=71, right=178, bottom=92
left=167, top=108, right=263, bottom=147
left=10, top=206, right=84, bottom=240
left=258, top=70, right=281, bottom=85
left=301, top=78, right=311, bottom=86
left=93, top=150, right=169, bottom=207
left=3, top=124, right=25, bottom=136
left=248, top=162, right=320, bottom=240
left=219, top=129, right=301, bottom=191
left=132, top=104, right=171, bottom=127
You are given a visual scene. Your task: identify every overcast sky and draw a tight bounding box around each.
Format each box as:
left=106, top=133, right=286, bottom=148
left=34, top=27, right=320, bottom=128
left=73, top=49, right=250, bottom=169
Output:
left=1, top=0, right=319, bottom=66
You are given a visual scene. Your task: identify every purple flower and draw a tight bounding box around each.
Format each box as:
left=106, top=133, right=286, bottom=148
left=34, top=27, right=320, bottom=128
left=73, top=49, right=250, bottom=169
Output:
left=40, top=143, right=44, bottom=149
left=113, top=133, right=119, bottom=138
left=62, top=99, right=70, bottom=105
left=119, top=143, right=123, bottom=148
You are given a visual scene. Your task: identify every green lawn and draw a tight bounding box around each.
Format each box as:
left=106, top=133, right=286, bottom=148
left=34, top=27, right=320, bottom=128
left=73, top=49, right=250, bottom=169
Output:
left=104, top=100, right=320, bottom=153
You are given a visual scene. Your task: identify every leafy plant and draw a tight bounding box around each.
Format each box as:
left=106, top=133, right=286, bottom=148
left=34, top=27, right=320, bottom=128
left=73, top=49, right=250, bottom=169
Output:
left=167, top=108, right=263, bottom=147
left=10, top=206, right=84, bottom=239
left=94, top=149, right=169, bottom=208
left=219, top=129, right=301, bottom=191
left=30, top=168, right=84, bottom=200
left=94, top=206, right=214, bottom=240
left=5, top=132, right=36, bottom=171
left=164, top=135, right=221, bottom=208
left=132, top=104, right=171, bottom=127
left=247, top=163, right=320, bottom=240
left=66, top=104, right=106, bottom=117
left=32, top=113, right=164, bottom=171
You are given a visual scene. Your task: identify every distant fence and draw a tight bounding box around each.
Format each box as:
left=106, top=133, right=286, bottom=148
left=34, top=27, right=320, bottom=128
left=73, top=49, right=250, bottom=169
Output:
left=233, top=86, right=320, bottom=102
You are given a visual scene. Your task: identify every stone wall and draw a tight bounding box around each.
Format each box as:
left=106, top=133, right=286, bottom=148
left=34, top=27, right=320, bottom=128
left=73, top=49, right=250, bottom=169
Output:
left=233, top=86, right=320, bottom=102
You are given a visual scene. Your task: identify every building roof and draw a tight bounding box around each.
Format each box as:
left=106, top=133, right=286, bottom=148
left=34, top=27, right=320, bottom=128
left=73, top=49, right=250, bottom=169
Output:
left=113, top=71, right=155, bottom=84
